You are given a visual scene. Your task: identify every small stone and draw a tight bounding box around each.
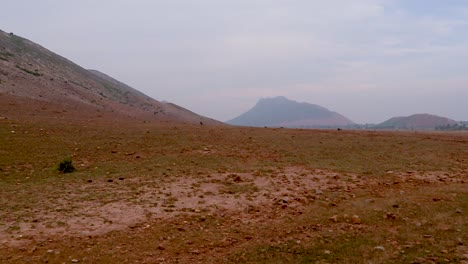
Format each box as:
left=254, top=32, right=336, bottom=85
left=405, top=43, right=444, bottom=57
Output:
left=456, top=208, right=463, bottom=214
left=351, top=215, right=361, bottom=224
left=324, top=250, right=331, bottom=255
left=107, top=179, right=113, bottom=182
left=29, top=246, right=37, bottom=253
left=233, top=175, right=243, bottom=182
left=315, top=189, right=323, bottom=195
left=118, top=177, right=125, bottom=181
left=87, top=180, right=92, bottom=183
left=190, top=249, right=200, bottom=255
left=157, top=244, right=165, bottom=250
left=46, top=249, right=54, bottom=253
left=374, top=246, right=385, bottom=251
left=441, top=249, right=448, bottom=254
left=71, top=259, right=79, bottom=263
left=330, top=215, right=338, bottom=223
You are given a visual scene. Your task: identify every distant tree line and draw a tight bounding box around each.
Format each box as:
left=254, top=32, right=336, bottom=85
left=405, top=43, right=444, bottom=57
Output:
left=435, top=123, right=468, bottom=131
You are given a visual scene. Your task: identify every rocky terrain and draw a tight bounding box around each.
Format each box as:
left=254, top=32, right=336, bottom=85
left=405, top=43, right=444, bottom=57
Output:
left=0, top=29, right=221, bottom=125
left=0, top=116, right=466, bottom=263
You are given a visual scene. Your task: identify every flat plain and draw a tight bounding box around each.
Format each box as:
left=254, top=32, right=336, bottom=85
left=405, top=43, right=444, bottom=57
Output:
left=0, top=117, right=467, bottom=263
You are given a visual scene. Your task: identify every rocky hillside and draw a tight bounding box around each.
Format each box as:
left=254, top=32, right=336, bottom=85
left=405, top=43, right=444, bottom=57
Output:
left=226, top=96, right=354, bottom=128
left=0, top=29, right=221, bottom=125
left=375, top=114, right=457, bottom=130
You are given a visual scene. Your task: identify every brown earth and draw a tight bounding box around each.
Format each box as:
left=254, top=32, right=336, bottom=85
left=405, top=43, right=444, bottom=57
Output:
left=0, top=115, right=466, bottom=263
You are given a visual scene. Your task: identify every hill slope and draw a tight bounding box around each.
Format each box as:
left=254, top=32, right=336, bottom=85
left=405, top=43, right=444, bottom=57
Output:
left=227, top=96, right=354, bottom=128
left=0, top=29, right=221, bottom=125
left=376, top=114, right=457, bottom=130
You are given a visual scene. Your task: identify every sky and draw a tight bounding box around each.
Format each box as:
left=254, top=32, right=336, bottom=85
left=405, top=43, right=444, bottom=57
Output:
left=2, top=0, right=468, bottom=123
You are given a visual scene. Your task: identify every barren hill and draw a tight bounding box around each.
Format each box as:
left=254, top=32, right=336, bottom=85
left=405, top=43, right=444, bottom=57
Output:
left=227, top=96, right=354, bottom=128
left=376, top=113, right=457, bottom=130
left=0, top=29, right=221, bottom=125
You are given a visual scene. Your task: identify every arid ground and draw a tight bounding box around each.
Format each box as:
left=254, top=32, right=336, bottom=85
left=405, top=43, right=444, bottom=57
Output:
left=0, top=117, right=467, bottom=263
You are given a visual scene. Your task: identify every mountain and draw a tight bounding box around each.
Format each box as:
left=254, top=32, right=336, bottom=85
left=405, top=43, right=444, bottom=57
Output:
left=375, top=114, right=457, bottom=130
left=0, top=29, right=221, bottom=125
left=226, top=96, right=354, bottom=128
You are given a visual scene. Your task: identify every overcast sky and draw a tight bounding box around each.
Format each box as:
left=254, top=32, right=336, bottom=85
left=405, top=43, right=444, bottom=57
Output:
left=2, top=0, right=468, bottom=123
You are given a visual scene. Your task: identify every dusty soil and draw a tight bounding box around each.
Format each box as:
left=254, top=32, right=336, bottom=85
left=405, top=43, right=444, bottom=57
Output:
left=0, top=117, right=467, bottom=263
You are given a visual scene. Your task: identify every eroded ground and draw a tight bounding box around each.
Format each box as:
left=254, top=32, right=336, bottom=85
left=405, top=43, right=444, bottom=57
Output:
left=0, top=119, right=467, bottom=263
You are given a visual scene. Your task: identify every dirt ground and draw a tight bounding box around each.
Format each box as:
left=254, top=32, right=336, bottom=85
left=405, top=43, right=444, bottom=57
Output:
left=0, top=117, right=467, bottom=263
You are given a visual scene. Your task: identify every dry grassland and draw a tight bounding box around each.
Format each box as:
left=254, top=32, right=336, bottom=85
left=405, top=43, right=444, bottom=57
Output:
left=0, top=118, right=467, bottom=263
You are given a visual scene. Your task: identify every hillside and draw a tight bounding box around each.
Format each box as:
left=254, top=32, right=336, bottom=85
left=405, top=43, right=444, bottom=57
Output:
left=376, top=114, right=457, bottom=130
left=227, top=96, right=354, bottom=128
left=0, top=29, right=221, bottom=125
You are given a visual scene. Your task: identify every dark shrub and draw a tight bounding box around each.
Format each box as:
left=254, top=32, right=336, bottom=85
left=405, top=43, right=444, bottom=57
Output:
left=58, top=157, right=76, bottom=173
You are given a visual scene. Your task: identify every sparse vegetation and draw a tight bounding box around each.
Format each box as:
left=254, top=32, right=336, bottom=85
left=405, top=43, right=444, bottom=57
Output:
left=0, top=120, right=466, bottom=263
left=436, top=123, right=468, bottom=131
left=15, top=65, right=42, bottom=76
left=57, top=157, right=76, bottom=173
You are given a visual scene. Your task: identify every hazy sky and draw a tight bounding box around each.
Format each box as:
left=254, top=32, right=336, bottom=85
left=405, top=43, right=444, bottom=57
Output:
left=2, top=0, right=468, bottom=123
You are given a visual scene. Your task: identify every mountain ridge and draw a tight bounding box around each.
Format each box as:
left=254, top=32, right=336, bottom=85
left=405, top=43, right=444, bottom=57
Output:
left=0, top=29, right=222, bottom=125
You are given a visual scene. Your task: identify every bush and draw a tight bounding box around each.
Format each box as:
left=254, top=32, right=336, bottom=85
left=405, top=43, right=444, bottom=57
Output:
left=58, top=157, right=76, bottom=173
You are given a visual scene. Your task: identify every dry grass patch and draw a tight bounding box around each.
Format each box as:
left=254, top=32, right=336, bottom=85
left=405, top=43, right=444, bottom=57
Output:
left=0, top=118, right=467, bottom=263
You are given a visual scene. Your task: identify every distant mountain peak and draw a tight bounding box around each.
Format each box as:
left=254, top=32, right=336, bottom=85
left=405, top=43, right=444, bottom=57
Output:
left=227, top=96, right=353, bottom=128
left=376, top=113, right=457, bottom=130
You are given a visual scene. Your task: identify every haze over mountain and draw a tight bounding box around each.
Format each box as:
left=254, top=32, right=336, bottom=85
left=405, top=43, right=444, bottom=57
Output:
left=227, top=96, right=354, bottom=128
left=375, top=114, right=458, bottom=130
left=0, top=29, right=221, bottom=125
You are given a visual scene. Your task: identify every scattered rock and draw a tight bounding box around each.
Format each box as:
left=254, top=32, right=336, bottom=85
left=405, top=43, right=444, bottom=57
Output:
left=456, top=208, right=463, bottom=214
left=324, top=250, right=331, bottom=255
left=315, top=189, right=323, bottom=195
left=190, top=249, right=200, bottom=255
left=157, top=244, right=165, bottom=250
left=351, top=215, right=361, bottom=224
left=233, top=175, right=243, bottom=182
left=374, top=246, right=385, bottom=251
left=29, top=246, right=37, bottom=253
left=71, top=259, right=79, bottom=263
left=384, top=212, right=398, bottom=220
left=46, top=249, right=54, bottom=253
left=330, top=215, right=338, bottom=223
